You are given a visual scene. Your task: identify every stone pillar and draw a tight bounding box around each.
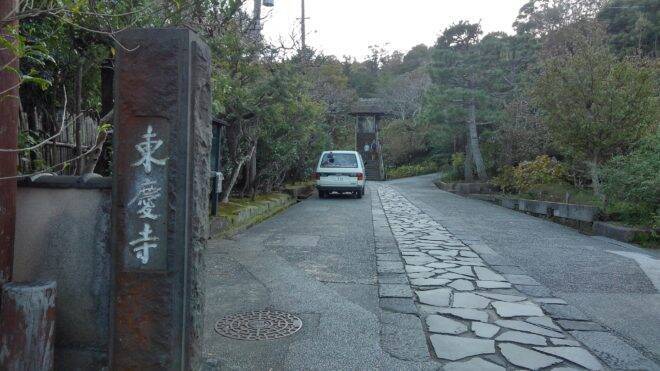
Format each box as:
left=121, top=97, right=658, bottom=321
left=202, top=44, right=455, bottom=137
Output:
left=0, top=281, right=56, bottom=370
left=0, top=0, right=19, bottom=285
left=111, top=29, right=212, bottom=370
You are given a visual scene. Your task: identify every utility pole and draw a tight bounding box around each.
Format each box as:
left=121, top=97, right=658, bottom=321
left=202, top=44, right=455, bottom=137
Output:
left=299, top=0, right=309, bottom=51
left=0, top=0, right=19, bottom=285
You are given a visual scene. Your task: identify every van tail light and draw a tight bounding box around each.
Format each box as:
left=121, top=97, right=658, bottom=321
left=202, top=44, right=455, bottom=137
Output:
left=313, top=172, right=320, bottom=180
left=357, top=172, right=364, bottom=180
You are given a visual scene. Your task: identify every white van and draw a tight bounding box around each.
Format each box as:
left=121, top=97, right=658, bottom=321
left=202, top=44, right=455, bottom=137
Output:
left=314, top=151, right=366, bottom=198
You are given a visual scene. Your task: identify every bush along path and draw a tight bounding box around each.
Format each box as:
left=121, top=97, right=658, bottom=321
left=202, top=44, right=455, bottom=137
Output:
left=374, top=185, right=658, bottom=370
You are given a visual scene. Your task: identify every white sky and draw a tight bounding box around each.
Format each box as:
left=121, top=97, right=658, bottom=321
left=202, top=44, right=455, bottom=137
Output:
left=251, top=0, right=529, bottom=60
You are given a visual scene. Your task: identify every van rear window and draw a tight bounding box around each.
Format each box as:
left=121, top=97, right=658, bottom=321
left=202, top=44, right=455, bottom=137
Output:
left=320, top=153, right=358, bottom=168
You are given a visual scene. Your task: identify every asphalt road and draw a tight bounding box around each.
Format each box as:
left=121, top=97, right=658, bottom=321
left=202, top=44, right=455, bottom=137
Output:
left=203, top=175, right=660, bottom=369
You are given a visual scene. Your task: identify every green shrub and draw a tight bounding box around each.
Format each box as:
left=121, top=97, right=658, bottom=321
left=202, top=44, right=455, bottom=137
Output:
left=387, top=161, right=439, bottom=180
left=492, top=155, right=565, bottom=193
left=602, top=130, right=659, bottom=228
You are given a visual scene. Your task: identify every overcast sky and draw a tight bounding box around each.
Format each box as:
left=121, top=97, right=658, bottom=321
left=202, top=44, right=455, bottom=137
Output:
left=251, top=0, right=529, bottom=60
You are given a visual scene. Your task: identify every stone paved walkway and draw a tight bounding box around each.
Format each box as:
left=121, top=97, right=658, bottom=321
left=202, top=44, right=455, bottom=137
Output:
left=376, top=185, right=615, bottom=370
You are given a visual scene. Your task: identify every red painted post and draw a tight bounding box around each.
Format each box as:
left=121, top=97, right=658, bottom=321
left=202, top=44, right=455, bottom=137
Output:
left=0, top=0, right=19, bottom=285
left=0, top=281, right=56, bottom=370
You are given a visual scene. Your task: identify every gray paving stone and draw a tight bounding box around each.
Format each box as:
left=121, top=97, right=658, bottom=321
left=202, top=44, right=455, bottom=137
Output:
left=542, top=304, right=589, bottom=321
left=556, top=320, right=604, bottom=331
left=443, top=358, right=504, bottom=371
left=380, top=298, right=417, bottom=314
left=426, top=262, right=458, bottom=269
left=403, top=256, right=437, bottom=266
left=378, top=274, right=409, bottom=284
left=477, top=280, right=512, bottom=289
left=448, top=279, right=475, bottom=291
left=405, top=265, right=433, bottom=273
left=495, top=330, right=548, bottom=345
left=437, top=273, right=472, bottom=281
left=381, top=313, right=431, bottom=361
left=459, top=251, right=479, bottom=258
left=533, top=346, right=603, bottom=370
left=492, top=301, right=544, bottom=318
left=377, top=261, right=405, bottom=274
left=410, top=278, right=450, bottom=286
left=430, top=334, right=495, bottom=361
left=515, top=284, right=553, bottom=297
left=436, top=307, right=489, bottom=322
left=416, top=288, right=451, bottom=307
left=495, top=320, right=566, bottom=338
left=504, top=274, right=541, bottom=286
left=376, top=253, right=401, bottom=262
left=447, top=266, right=474, bottom=277
left=426, top=314, right=468, bottom=335
left=476, top=292, right=526, bottom=302
left=453, top=261, right=486, bottom=266
left=550, top=338, right=581, bottom=346
left=379, top=284, right=413, bottom=298
left=408, top=272, right=435, bottom=279
left=472, top=322, right=500, bottom=338
left=499, top=343, right=562, bottom=369
left=533, top=297, right=567, bottom=305
left=526, top=316, right=562, bottom=331
left=452, top=292, right=491, bottom=309
left=428, top=250, right=458, bottom=257
left=570, top=331, right=659, bottom=370
left=474, top=267, right=507, bottom=281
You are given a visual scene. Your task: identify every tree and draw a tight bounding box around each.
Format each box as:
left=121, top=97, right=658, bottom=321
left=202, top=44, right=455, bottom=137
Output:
left=428, top=22, right=498, bottom=181
left=514, top=0, right=606, bottom=37
left=534, top=22, right=656, bottom=195
left=598, top=0, right=659, bottom=58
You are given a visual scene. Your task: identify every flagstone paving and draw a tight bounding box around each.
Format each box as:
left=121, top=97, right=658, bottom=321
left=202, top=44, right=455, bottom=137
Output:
left=376, top=185, right=607, bottom=370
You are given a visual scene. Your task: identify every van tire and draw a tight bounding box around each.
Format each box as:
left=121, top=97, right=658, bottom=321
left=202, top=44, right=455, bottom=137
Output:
left=318, top=190, right=326, bottom=199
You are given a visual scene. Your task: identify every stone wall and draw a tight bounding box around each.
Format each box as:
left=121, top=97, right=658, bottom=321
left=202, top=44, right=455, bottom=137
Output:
left=13, top=176, right=111, bottom=370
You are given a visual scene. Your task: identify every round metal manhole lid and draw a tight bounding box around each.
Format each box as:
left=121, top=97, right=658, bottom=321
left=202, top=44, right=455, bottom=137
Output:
left=214, top=310, right=303, bottom=341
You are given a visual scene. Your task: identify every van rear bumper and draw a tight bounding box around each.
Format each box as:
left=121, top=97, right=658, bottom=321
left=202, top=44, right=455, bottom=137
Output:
left=316, top=185, right=363, bottom=192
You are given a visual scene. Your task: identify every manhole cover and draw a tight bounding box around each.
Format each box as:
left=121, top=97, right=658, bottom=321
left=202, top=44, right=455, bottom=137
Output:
left=214, top=310, right=303, bottom=340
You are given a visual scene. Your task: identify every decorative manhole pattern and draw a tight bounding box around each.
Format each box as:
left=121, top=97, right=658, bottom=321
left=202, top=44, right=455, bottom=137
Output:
left=214, top=310, right=303, bottom=341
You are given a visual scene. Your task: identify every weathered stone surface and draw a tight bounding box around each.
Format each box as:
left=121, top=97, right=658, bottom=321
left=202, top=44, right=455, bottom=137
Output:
left=496, top=320, right=565, bottom=338
left=516, top=284, right=554, bottom=297
left=378, top=274, right=409, bottom=284
left=459, top=251, right=479, bottom=258
left=437, top=308, right=489, bottom=322
left=570, top=331, right=658, bottom=370
left=430, top=335, right=495, bottom=361
left=491, top=265, right=527, bottom=275
left=410, top=278, right=450, bottom=287
left=429, top=250, right=458, bottom=257
left=443, top=358, right=504, bottom=371
left=448, top=279, right=475, bottom=291
left=533, top=347, right=602, bottom=370
left=405, top=265, right=433, bottom=273
left=477, top=281, right=512, bottom=289
left=376, top=253, right=402, bottom=261
left=543, top=304, right=589, bottom=321
left=426, top=262, right=457, bottom=269
left=416, top=288, right=451, bottom=307
left=477, top=292, right=526, bottom=302
left=504, top=274, right=540, bottom=286
left=550, top=338, right=581, bottom=346
left=447, top=266, right=474, bottom=277
left=380, top=298, right=417, bottom=314
left=403, top=256, right=437, bottom=265
left=472, top=322, right=500, bottom=338
left=426, top=315, right=468, bottom=335
left=499, top=343, right=562, bottom=369
left=495, top=331, right=547, bottom=346
left=377, top=261, right=405, bottom=274
left=452, top=293, right=490, bottom=309
left=379, top=284, right=413, bottom=298
left=381, top=313, right=431, bottom=361
left=526, top=316, right=562, bottom=331
left=408, top=272, right=435, bottom=279
left=492, top=301, right=544, bottom=318
left=533, top=297, right=567, bottom=305
left=474, top=267, right=506, bottom=281
left=556, top=320, right=604, bottom=331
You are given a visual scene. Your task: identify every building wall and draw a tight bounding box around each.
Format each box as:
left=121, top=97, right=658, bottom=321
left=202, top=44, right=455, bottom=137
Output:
left=13, top=178, right=112, bottom=370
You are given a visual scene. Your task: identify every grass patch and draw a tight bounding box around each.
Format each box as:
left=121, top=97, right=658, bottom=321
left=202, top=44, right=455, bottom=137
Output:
left=387, top=161, right=439, bottom=180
